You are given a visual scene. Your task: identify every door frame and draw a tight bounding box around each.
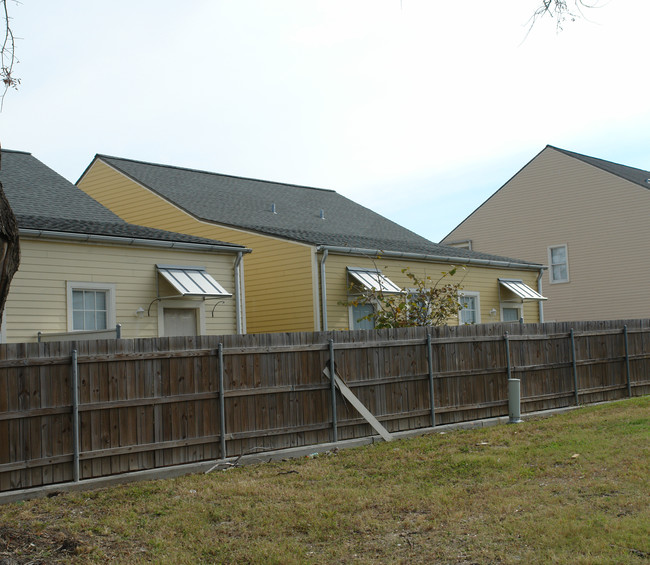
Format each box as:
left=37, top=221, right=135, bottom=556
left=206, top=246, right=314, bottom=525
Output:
left=157, top=299, right=206, bottom=337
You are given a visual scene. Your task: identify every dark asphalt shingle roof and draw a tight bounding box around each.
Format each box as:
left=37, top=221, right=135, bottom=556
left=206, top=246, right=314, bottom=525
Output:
left=550, top=146, right=650, bottom=190
left=0, top=149, right=245, bottom=249
left=92, top=154, right=540, bottom=265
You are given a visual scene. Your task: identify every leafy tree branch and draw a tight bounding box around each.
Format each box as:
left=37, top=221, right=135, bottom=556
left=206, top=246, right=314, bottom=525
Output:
left=342, top=267, right=466, bottom=329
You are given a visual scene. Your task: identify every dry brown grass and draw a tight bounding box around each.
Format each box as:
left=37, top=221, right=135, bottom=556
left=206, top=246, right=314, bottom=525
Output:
left=0, top=396, right=648, bottom=564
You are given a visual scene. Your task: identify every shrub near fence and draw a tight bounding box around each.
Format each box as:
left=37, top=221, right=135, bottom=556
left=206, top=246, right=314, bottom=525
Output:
left=0, top=319, right=649, bottom=494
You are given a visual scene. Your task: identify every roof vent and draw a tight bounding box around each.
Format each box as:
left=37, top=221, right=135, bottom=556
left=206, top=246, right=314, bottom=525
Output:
left=271, top=202, right=277, bottom=214
left=319, top=209, right=325, bottom=220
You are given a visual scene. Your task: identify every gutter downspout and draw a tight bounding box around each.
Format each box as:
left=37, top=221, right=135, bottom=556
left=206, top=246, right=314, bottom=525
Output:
left=537, top=268, right=546, bottom=323
left=320, top=249, right=328, bottom=331
left=234, top=252, right=244, bottom=334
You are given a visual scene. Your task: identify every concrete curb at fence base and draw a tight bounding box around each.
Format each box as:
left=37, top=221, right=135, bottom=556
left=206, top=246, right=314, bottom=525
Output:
left=0, top=404, right=584, bottom=505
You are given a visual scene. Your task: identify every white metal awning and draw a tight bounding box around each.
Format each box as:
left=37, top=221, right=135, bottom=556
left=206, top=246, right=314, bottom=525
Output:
left=347, top=267, right=402, bottom=293
left=499, top=279, right=547, bottom=301
left=157, top=265, right=232, bottom=297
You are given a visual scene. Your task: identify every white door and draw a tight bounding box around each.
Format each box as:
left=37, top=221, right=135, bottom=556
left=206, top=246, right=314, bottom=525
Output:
left=163, top=308, right=198, bottom=336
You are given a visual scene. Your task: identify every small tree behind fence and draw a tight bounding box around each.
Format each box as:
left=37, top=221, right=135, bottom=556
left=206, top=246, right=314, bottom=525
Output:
left=0, top=319, right=648, bottom=494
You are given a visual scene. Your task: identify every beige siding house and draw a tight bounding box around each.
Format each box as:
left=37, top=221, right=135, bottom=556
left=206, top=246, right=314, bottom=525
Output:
left=442, top=145, right=650, bottom=322
left=0, top=150, right=250, bottom=343
left=77, top=154, right=547, bottom=332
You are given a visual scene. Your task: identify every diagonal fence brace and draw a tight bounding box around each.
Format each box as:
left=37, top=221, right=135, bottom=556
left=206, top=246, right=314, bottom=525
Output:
left=322, top=366, right=394, bottom=442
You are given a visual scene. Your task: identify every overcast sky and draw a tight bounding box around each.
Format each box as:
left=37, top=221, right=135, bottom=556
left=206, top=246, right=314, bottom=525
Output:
left=2, top=1, right=649, bottom=242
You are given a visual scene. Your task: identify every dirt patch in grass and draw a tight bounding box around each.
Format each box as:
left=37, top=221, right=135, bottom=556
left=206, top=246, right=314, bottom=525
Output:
left=0, top=396, right=648, bottom=564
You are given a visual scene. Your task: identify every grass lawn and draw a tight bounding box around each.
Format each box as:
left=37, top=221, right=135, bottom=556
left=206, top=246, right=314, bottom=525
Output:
left=0, top=396, right=648, bottom=564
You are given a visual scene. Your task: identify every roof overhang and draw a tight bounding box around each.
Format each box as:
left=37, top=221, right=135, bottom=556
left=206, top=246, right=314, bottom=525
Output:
left=20, top=228, right=251, bottom=254
left=499, top=278, right=547, bottom=301
left=347, top=267, right=402, bottom=294
left=318, top=245, right=544, bottom=272
left=157, top=264, right=232, bottom=297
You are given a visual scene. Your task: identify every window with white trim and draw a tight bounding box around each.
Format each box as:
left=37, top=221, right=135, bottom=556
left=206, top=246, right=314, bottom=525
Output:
left=67, top=282, right=116, bottom=332
left=349, top=303, right=375, bottom=330
left=501, top=303, right=523, bottom=323
left=459, top=292, right=481, bottom=325
left=548, top=245, right=569, bottom=284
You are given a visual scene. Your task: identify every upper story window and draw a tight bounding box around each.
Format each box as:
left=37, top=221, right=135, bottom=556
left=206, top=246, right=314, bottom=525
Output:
left=67, top=282, right=116, bottom=331
left=548, top=245, right=569, bottom=284
left=459, top=291, right=480, bottom=324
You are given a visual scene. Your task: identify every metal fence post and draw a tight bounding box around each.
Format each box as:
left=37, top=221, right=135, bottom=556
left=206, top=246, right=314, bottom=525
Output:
left=71, top=349, right=80, bottom=482
left=505, top=332, right=522, bottom=423
left=623, top=325, right=632, bottom=398
left=218, top=343, right=227, bottom=459
left=426, top=333, right=436, bottom=427
left=329, top=338, right=338, bottom=443
left=570, top=328, right=579, bottom=406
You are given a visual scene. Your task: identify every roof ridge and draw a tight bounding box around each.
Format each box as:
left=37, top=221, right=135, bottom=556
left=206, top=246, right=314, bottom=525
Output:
left=0, top=148, right=32, bottom=156
left=548, top=145, right=650, bottom=177
left=97, top=154, right=337, bottom=194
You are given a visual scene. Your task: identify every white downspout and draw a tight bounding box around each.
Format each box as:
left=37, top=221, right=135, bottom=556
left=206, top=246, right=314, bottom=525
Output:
left=537, top=268, right=545, bottom=323
left=320, top=249, right=328, bottom=331
left=234, top=252, right=246, bottom=334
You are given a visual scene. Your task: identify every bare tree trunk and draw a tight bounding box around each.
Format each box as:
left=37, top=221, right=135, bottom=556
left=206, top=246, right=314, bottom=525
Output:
left=0, top=148, right=20, bottom=326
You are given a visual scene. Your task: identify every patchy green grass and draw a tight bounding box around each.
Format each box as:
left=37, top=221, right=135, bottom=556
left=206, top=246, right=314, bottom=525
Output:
left=1, top=396, right=648, bottom=564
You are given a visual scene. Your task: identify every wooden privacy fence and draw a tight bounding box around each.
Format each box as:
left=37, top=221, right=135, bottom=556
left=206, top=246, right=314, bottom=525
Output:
left=1, top=319, right=649, bottom=494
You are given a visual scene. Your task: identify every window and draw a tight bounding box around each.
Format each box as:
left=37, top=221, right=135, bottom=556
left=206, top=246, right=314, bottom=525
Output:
left=459, top=292, right=480, bottom=324
left=548, top=245, right=569, bottom=284
left=349, top=303, right=375, bottom=330
left=67, top=282, right=116, bottom=332
left=501, top=304, right=523, bottom=323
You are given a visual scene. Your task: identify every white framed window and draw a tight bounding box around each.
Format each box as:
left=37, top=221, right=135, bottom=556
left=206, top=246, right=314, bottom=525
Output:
left=459, top=291, right=481, bottom=325
left=501, top=303, right=523, bottom=323
left=66, top=282, right=116, bottom=332
left=348, top=303, right=375, bottom=330
left=548, top=244, right=569, bottom=284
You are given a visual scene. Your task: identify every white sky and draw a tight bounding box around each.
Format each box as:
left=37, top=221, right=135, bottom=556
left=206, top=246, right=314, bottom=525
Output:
left=2, top=0, right=649, bottom=242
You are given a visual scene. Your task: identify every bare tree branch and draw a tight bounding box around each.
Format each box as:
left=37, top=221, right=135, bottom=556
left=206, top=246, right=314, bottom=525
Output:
left=1, top=0, right=20, bottom=111
left=529, top=0, right=602, bottom=32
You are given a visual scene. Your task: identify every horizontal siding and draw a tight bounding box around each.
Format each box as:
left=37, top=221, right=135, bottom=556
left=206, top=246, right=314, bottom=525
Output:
left=324, top=253, right=542, bottom=330
left=78, top=162, right=317, bottom=333
left=4, top=239, right=238, bottom=343
left=443, top=148, right=650, bottom=322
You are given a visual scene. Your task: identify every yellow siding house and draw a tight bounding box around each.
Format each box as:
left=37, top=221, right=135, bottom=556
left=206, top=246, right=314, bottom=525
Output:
left=0, top=150, right=250, bottom=343
left=77, top=154, right=547, bottom=332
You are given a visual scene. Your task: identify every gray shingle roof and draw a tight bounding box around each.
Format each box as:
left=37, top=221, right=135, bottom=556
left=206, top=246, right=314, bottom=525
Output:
left=0, top=149, right=245, bottom=249
left=93, top=154, right=540, bottom=265
left=550, top=146, right=650, bottom=190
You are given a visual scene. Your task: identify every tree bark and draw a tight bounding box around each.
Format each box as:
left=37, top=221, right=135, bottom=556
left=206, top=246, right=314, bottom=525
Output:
left=0, top=148, right=21, bottom=327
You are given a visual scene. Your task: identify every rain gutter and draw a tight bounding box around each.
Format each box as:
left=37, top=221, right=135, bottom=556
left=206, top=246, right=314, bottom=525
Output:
left=316, top=245, right=544, bottom=271
left=20, top=228, right=252, bottom=255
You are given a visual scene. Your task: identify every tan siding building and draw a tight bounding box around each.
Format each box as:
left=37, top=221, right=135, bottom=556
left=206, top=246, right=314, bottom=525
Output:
left=442, top=145, right=650, bottom=322
left=78, top=154, right=547, bottom=332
